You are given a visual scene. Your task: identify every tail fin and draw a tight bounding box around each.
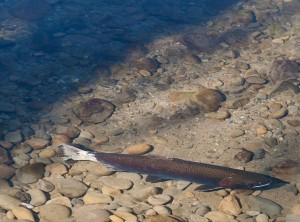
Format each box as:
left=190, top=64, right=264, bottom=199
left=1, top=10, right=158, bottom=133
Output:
left=57, top=144, right=98, bottom=162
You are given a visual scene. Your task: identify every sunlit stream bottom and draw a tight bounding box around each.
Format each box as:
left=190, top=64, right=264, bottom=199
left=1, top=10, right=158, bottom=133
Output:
left=0, top=0, right=300, bottom=221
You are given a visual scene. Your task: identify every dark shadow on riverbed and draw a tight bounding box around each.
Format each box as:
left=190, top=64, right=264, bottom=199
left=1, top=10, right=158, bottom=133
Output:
left=0, top=0, right=299, bottom=132
left=0, top=0, right=246, bottom=130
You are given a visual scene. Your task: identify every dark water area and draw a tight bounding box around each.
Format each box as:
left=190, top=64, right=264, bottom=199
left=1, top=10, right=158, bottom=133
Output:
left=0, top=0, right=245, bottom=127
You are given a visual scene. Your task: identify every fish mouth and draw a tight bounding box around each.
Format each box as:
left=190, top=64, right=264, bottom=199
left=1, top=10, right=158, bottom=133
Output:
left=252, top=176, right=287, bottom=189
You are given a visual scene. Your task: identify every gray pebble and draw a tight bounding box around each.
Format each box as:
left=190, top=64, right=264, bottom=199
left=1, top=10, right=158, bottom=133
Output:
left=147, top=194, right=172, bottom=205
left=57, top=178, right=88, bottom=198
left=4, top=131, right=23, bottom=143
left=246, top=210, right=260, bottom=216
left=252, top=149, right=266, bottom=159
left=246, top=196, right=283, bottom=217
left=246, top=76, right=267, bottom=85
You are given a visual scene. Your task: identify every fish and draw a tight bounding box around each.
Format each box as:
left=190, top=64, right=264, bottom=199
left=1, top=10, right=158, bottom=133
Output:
left=57, top=144, right=285, bottom=191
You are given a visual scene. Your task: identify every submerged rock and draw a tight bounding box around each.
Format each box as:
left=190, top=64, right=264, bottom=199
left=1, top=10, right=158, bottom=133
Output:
left=57, top=178, right=88, bottom=198
left=269, top=59, right=299, bottom=84
left=187, top=87, right=225, bottom=113
left=16, top=162, right=45, bottom=184
left=0, top=147, right=9, bottom=164
left=72, top=205, right=111, bottom=222
left=246, top=196, right=283, bottom=217
left=269, top=81, right=300, bottom=98
left=72, top=98, right=115, bottom=123
left=39, top=203, right=71, bottom=222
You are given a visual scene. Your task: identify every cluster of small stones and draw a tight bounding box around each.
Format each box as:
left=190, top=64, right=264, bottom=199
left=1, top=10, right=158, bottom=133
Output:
left=0, top=0, right=300, bottom=221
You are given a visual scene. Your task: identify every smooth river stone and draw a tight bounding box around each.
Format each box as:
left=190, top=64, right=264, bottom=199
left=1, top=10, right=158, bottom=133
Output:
left=188, top=87, right=225, bottom=113
left=72, top=205, right=111, bottom=222
left=126, top=143, right=152, bottom=154
left=246, top=196, right=283, bottom=217
left=0, top=147, right=9, bottom=164
left=270, top=108, right=288, bottom=119
left=114, top=211, right=137, bottom=221
left=204, top=211, right=238, bottom=222
left=4, top=131, right=23, bottom=143
left=72, top=98, right=115, bottom=124
left=245, top=76, right=267, bottom=85
left=16, top=162, right=45, bottom=184
left=153, top=205, right=171, bottom=215
left=31, top=179, right=55, bottom=192
left=147, top=194, right=172, bottom=205
left=25, top=138, right=49, bottom=150
left=98, top=177, right=133, bottom=190
left=46, top=196, right=72, bottom=208
left=144, top=215, right=179, bottom=222
left=45, top=162, right=68, bottom=175
left=27, top=189, right=47, bottom=206
left=0, top=164, right=15, bottom=179
left=39, top=203, right=71, bottom=222
left=0, top=194, right=21, bottom=210
left=57, top=178, right=88, bottom=198
left=256, top=213, right=269, bottom=222
left=83, top=191, right=112, bottom=204
left=11, top=206, right=34, bottom=222
left=205, top=110, right=231, bottom=120
left=70, top=161, right=114, bottom=176
left=0, top=178, right=9, bottom=188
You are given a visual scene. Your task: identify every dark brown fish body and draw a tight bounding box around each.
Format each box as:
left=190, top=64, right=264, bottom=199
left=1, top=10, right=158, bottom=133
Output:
left=58, top=144, right=285, bottom=190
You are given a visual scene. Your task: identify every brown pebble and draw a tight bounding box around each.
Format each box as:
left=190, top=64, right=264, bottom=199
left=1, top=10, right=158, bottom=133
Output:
left=127, top=143, right=152, bottom=155
left=139, top=69, right=152, bottom=77
left=256, top=125, right=268, bottom=136
left=205, top=110, right=231, bottom=120
left=270, top=108, right=288, bottom=119
left=234, top=149, right=254, bottom=163
left=51, top=134, right=71, bottom=145
left=245, top=76, right=267, bottom=85
left=287, top=119, right=300, bottom=127
left=230, top=130, right=245, bottom=138
left=94, top=136, right=109, bottom=144
left=25, top=138, right=49, bottom=150
left=39, top=148, right=56, bottom=158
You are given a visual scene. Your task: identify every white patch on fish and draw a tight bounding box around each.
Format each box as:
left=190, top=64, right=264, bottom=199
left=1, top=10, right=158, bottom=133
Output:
left=58, top=144, right=97, bottom=162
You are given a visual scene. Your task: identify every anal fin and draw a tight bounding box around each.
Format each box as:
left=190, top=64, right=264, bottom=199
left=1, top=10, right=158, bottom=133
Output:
left=195, top=184, right=223, bottom=191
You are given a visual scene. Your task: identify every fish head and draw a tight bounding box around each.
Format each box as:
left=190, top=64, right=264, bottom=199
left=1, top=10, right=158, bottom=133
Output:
left=218, top=174, right=281, bottom=189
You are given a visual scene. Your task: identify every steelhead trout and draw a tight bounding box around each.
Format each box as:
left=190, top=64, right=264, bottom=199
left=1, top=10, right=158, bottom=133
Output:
left=58, top=144, right=284, bottom=191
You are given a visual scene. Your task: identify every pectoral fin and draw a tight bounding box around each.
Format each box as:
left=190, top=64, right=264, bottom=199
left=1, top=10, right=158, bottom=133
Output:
left=195, top=184, right=223, bottom=191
